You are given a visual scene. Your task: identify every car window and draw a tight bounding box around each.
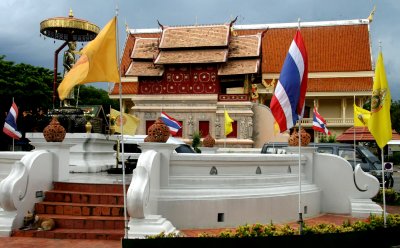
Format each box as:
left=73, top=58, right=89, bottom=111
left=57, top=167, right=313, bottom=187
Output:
left=338, top=148, right=356, bottom=161
left=265, top=147, right=287, bottom=154
left=175, top=144, right=195, bottom=153
left=317, top=147, right=333, bottom=154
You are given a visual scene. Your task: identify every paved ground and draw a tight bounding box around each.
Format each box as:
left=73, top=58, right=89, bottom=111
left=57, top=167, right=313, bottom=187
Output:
left=1, top=205, right=399, bottom=248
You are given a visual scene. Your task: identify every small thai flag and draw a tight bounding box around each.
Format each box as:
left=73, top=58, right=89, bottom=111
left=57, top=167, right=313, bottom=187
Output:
left=3, top=102, right=22, bottom=140
left=312, top=107, right=331, bottom=135
left=161, top=112, right=182, bottom=136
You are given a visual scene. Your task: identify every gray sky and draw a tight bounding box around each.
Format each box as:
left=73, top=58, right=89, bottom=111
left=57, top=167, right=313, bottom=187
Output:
left=0, top=0, right=399, bottom=99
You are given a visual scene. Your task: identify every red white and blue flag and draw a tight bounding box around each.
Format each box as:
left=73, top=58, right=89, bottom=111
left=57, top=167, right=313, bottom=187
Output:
left=270, top=30, right=308, bottom=133
left=312, top=107, right=331, bottom=135
left=161, top=112, right=182, bottom=136
left=3, top=102, right=22, bottom=140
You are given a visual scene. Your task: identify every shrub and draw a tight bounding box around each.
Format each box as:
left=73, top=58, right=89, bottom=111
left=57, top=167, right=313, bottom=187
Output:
left=372, top=189, right=400, bottom=205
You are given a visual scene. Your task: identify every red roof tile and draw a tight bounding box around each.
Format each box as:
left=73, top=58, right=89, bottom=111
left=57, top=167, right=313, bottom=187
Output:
left=159, top=24, right=230, bottom=48
left=110, top=82, right=138, bottom=95
left=336, top=127, right=400, bottom=142
left=307, top=77, right=373, bottom=92
left=236, top=24, right=372, bottom=73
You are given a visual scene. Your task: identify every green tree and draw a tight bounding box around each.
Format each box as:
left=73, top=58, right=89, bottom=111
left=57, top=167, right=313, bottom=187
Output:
left=390, top=100, right=400, bottom=133
left=0, top=55, right=55, bottom=113
left=72, top=85, right=119, bottom=112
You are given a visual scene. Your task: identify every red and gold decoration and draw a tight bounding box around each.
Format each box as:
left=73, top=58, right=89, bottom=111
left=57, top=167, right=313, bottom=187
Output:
left=144, top=118, right=170, bottom=143
left=43, top=117, right=66, bottom=142
left=288, top=128, right=311, bottom=147
left=139, top=66, right=219, bottom=95
left=202, top=134, right=216, bottom=147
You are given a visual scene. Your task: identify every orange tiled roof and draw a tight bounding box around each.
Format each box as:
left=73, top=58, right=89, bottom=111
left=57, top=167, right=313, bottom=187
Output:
left=218, top=59, right=260, bottom=75
left=154, top=49, right=228, bottom=64
left=125, top=61, right=164, bottom=77
left=110, top=82, right=138, bottom=95
left=131, top=38, right=159, bottom=60
left=307, top=77, right=372, bottom=92
left=263, top=77, right=372, bottom=92
left=236, top=24, right=372, bottom=73
left=337, top=127, right=400, bottom=142
left=228, top=35, right=261, bottom=58
left=159, top=24, right=230, bottom=49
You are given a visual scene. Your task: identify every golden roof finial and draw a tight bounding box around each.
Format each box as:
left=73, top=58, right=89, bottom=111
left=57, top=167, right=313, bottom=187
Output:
left=69, top=8, right=74, bottom=18
left=368, top=5, right=376, bottom=23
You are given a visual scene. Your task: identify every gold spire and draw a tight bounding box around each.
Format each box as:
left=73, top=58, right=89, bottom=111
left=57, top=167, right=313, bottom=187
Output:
left=69, top=8, right=74, bottom=18
left=368, top=5, right=376, bottom=23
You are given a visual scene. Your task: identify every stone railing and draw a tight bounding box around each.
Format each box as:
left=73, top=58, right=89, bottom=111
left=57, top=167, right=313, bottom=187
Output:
left=300, top=118, right=353, bottom=126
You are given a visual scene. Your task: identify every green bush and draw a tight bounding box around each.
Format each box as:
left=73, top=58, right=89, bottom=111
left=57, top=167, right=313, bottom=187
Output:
left=372, top=188, right=400, bottom=205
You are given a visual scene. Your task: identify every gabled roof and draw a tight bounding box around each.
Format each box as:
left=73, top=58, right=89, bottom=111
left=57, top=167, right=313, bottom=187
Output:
left=159, top=24, right=230, bottom=49
left=110, top=82, right=138, bottom=95
left=131, top=38, right=159, bottom=60
left=154, top=49, right=228, bottom=64
left=125, top=61, right=164, bottom=77
left=336, top=127, right=400, bottom=142
left=228, top=34, right=262, bottom=58
left=218, top=59, right=260, bottom=75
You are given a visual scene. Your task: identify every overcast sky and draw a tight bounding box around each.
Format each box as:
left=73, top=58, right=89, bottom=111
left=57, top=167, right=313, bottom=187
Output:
left=0, top=0, right=399, bottom=99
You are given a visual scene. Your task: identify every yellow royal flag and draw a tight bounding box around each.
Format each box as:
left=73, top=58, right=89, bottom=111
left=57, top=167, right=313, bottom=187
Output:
left=110, top=108, right=140, bottom=135
left=368, top=51, right=392, bottom=148
left=58, top=17, right=119, bottom=100
left=354, top=104, right=371, bottom=127
left=224, top=110, right=234, bottom=136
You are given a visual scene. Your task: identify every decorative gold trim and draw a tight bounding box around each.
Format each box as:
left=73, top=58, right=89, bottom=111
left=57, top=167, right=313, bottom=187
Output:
left=40, top=17, right=99, bottom=41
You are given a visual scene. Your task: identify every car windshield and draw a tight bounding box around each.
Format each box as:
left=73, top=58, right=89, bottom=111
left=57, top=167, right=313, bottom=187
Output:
left=357, top=146, right=381, bottom=169
left=175, top=144, right=195, bottom=153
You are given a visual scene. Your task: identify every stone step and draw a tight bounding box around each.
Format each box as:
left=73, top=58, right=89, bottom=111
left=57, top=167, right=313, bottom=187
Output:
left=35, top=201, right=125, bottom=217
left=52, top=182, right=127, bottom=194
left=44, top=190, right=125, bottom=205
left=30, top=214, right=126, bottom=230
left=12, top=228, right=124, bottom=240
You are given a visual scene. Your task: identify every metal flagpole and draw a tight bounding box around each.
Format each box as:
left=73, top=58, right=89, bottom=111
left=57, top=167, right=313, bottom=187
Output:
left=115, top=5, right=129, bottom=239
left=381, top=149, right=387, bottom=227
left=12, top=97, right=15, bottom=152
left=297, top=18, right=303, bottom=235
left=297, top=122, right=303, bottom=234
left=353, top=96, right=356, bottom=164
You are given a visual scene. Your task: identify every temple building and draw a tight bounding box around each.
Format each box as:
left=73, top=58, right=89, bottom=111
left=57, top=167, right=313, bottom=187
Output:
left=110, top=18, right=373, bottom=147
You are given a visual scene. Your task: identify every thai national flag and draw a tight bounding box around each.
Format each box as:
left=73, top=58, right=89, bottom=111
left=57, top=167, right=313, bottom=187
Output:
left=270, top=30, right=308, bottom=133
left=3, top=102, right=22, bottom=140
left=312, top=108, right=331, bottom=135
left=161, top=112, right=182, bottom=136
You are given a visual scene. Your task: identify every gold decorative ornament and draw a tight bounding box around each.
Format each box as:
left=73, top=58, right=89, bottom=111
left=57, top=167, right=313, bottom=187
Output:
left=288, top=128, right=311, bottom=147
left=144, top=118, right=170, bottom=143
left=203, top=134, right=215, bottom=147
left=43, top=117, right=66, bottom=142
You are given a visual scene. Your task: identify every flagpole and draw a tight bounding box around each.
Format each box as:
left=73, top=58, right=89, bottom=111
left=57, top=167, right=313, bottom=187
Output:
left=381, top=149, right=387, bottom=227
left=296, top=17, right=304, bottom=235
left=115, top=5, right=129, bottom=239
left=224, top=105, right=226, bottom=148
left=12, top=97, right=15, bottom=152
left=353, top=96, right=356, bottom=164
left=377, top=40, right=387, bottom=227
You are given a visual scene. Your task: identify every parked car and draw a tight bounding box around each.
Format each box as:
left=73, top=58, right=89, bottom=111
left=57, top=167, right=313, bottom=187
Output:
left=261, top=142, right=394, bottom=188
left=109, top=135, right=195, bottom=174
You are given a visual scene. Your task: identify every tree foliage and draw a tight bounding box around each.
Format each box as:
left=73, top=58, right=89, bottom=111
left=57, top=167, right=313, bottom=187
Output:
left=0, top=55, right=118, bottom=115
left=0, top=55, right=54, bottom=113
